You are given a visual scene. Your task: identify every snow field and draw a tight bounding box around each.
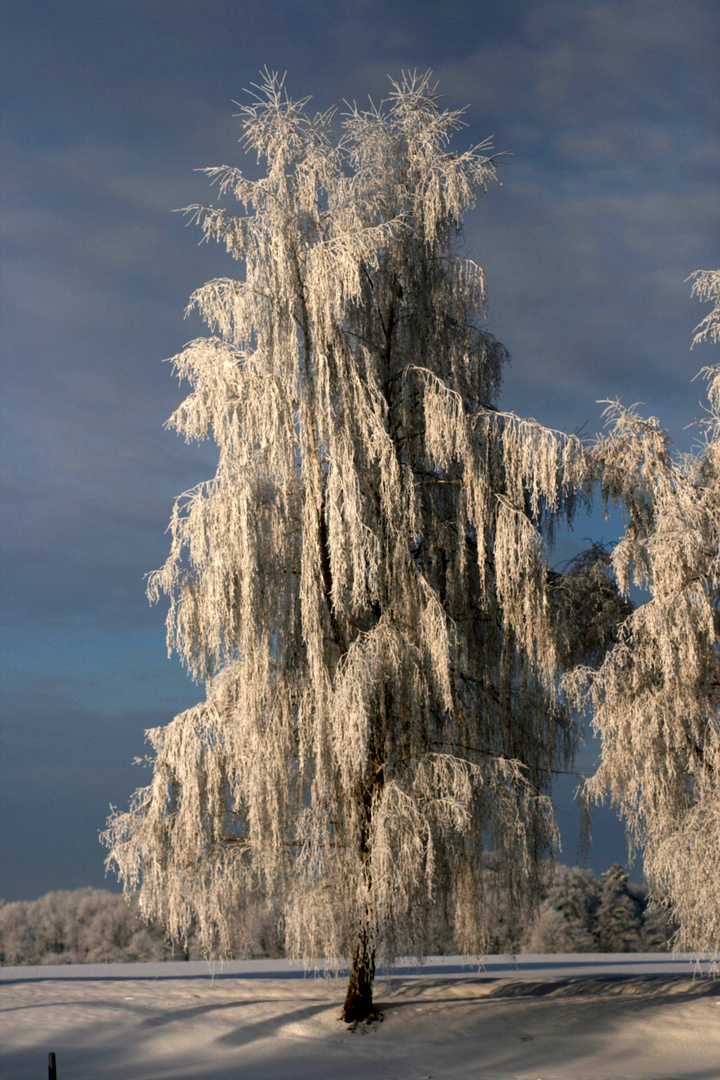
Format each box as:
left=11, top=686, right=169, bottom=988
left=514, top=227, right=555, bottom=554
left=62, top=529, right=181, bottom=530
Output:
left=1, top=957, right=719, bottom=1079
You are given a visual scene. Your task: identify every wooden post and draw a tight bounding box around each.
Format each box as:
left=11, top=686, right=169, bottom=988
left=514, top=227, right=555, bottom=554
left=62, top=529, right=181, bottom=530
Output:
left=48, top=1052, right=57, bottom=1080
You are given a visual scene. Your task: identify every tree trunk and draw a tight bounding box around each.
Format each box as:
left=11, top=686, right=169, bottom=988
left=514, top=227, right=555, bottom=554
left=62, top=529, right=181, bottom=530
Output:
left=340, top=929, right=378, bottom=1024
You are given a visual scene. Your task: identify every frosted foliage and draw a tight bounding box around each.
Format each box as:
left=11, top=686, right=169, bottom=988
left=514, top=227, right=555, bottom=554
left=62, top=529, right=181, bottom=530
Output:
left=523, top=905, right=596, bottom=954
left=688, top=270, right=720, bottom=347
left=104, top=72, right=602, bottom=969
left=567, top=271, right=720, bottom=956
left=0, top=890, right=172, bottom=966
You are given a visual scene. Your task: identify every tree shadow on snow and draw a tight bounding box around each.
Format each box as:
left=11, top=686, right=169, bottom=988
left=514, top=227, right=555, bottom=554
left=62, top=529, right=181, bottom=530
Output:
left=374, top=975, right=720, bottom=1080
left=485, top=975, right=720, bottom=999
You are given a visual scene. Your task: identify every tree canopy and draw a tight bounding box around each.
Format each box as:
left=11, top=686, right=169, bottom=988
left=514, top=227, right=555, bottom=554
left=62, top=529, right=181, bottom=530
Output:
left=103, top=72, right=714, bottom=1021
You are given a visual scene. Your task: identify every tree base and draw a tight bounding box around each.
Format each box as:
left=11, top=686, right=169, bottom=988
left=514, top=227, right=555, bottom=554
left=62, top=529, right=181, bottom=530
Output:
left=340, top=1008, right=383, bottom=1031
left=340, top=940, right=377, bottom=1025
left=339, top=988, right=381, bottom=1026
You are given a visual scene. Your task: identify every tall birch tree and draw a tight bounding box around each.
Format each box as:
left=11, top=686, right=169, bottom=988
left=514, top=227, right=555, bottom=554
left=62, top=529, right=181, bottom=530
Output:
left=567, top=269, right=720, bottom=958
left=103, top=71, right=618, bottom=1021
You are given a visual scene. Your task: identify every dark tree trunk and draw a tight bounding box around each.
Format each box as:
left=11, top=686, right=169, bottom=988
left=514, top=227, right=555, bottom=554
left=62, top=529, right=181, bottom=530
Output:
left=340, top=930, right=378, bottom=1024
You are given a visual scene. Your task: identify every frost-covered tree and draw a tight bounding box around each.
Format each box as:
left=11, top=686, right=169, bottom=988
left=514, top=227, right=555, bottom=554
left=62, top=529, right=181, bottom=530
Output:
left=594, top=864, right=642, bottom=953
left=522, top=864, right=600, bottom=953
left=567, top=269, right=720, bottom=958
left=103, top=71, right=620, bottom=1022
left=524, top=905, right=596, bottom=954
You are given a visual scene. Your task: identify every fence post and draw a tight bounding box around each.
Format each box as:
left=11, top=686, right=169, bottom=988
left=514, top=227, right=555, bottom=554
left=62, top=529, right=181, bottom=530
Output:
left=48, top=1052, right=57, bottom=1079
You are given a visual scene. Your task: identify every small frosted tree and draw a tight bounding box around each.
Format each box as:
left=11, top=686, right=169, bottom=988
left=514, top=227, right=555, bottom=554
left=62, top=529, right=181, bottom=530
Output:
left=521, top=865, right=599, bottom=953
left=567, top=269, right=720, bottom=958
left=103, top=72, right=619, bottom=1021
left=594, top=864, right=642, bottom=953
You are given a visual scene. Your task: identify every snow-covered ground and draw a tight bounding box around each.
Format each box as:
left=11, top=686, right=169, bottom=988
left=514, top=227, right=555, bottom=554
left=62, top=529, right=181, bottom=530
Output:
left=2, top=955, right=718, bottom=1079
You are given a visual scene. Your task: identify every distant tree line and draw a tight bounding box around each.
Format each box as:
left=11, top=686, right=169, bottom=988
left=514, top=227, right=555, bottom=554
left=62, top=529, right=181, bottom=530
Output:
left=0, top=864, right=674, bottom=966
left=518, top=864, right=676, bottom=954
left=0, top=888, right=283, bottom=966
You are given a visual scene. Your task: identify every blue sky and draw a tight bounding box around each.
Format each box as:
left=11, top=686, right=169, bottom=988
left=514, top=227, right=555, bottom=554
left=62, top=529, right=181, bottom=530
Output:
left=1, top=0, right=718, bottom=900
